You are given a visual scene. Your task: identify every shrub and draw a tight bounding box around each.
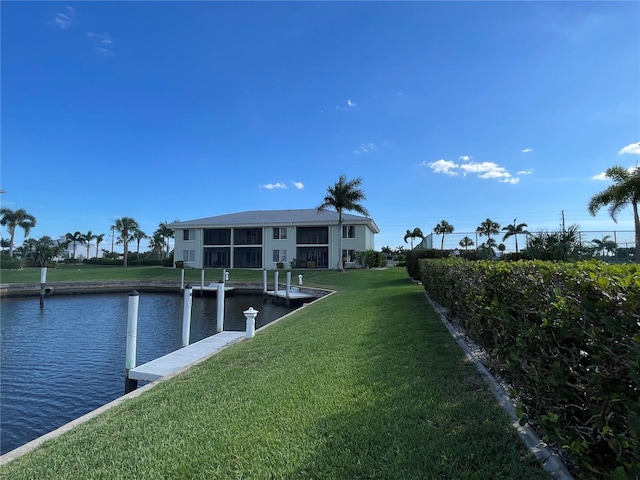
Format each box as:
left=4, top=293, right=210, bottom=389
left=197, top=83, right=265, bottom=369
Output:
left=0, top=254, right=22, bottom=269
left=419, top=259, right=640, bottom=478
left=355, top=249, right=387, bottom=268
left=276, top=262, right=284, bottom=269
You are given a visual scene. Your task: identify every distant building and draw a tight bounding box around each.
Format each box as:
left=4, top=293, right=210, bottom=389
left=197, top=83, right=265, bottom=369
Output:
left=55, top=237, right=105, bottom=261
left=169, top=209, right=380, bottom=269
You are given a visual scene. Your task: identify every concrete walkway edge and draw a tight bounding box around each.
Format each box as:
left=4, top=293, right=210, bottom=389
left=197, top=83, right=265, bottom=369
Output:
left=425, top=293, right=575, bottom=480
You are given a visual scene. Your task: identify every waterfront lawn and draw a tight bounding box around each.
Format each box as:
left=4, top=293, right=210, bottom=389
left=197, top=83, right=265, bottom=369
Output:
left=0, top=264, right=342, bottom=286
left=1, top=268, right=551, bottom=479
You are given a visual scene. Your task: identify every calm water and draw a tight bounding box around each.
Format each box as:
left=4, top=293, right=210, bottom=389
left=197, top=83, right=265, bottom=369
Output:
left=0, top=292, right=295, bottom=455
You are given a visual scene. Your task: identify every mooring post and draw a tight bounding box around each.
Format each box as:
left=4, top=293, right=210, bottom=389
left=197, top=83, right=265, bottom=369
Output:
left=273, top=270, right=279, bottom=303
left=216, top=281, right=225, bottom=332
left=180, top=269, right=185, bottom=290
left=200, top=269, right=205, bottom=296
left=225, top=270, right=229, bottom=282
left=39, top=267, right=47, bottom=308
left=286, top=271, right=291, bottom=303
left=262, top=269, right=267, bottom=296
left=124, top=290, right=140, bottom=394
left=182, top=284, right=193, bottom=347
left=244, top=306, right=258, bottom=339
left=298, top=274, right=303, bottom=286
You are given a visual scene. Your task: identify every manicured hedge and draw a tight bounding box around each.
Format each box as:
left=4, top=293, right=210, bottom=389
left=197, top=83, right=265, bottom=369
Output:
left=419, top=259, right=640, bottom=479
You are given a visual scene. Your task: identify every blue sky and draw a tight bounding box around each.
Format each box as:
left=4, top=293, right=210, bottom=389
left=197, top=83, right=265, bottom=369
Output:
left=2, top=1, right=639, bottom=252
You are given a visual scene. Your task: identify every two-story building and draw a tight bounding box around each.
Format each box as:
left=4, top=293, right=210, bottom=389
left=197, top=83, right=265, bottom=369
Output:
left=168, top=209, right=379, bottom=270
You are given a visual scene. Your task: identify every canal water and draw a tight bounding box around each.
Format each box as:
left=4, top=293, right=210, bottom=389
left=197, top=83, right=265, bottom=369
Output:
left=0, top=291, right=296, bottom=455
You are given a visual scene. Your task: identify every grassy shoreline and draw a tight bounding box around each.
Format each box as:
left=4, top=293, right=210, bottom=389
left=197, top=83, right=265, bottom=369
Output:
left=1, top=266, right=551, bottom=479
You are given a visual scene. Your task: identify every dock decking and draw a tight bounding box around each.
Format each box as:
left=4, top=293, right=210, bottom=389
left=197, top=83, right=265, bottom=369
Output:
left=265, top=288, right=315, bottom=301
left=128, top=331, right=245, bottom=382
left=190, top=284, right=236, bottom=293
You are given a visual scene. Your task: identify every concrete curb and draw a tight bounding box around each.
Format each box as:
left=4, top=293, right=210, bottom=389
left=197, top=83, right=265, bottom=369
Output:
left=425, top=293, right=574, bottom=480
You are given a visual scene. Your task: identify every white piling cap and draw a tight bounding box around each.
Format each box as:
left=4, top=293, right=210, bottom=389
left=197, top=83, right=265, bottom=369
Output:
left=243, top=306, right=259, bottom=316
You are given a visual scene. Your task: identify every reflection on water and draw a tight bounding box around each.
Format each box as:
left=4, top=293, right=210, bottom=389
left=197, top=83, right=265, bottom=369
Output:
left=0, top=292, right=295, bottom=455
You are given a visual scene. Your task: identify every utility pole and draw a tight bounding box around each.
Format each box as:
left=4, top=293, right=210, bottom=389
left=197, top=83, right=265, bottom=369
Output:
left=561, top=210, right=566, bottom=232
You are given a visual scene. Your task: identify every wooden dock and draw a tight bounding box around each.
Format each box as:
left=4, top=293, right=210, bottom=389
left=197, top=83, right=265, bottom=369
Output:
left=128, top=331, right=245, bottom=382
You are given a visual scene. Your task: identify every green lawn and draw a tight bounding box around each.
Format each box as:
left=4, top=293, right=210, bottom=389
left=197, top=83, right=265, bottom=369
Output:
left=1, top=267, right=551, bottom=479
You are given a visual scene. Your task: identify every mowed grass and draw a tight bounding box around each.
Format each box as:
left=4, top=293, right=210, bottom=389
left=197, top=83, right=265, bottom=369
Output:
left=1, top=267, right=550, bottom=479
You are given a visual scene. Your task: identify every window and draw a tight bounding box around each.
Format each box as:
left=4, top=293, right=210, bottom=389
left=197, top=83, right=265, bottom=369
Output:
left=273, top=227, right=287, bottom=240
left=272, top=249, right=287, bottom=263
left=182, top=250, right=195, bottom=263
left=342, top=225, right=355, bottom=239
left=342, top=249, right=356, bottom=263
left=183, top=229, right=195, bottom=241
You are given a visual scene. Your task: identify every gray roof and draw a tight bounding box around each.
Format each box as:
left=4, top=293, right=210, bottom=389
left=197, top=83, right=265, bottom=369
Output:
left=168, top=209, right=380, bottom=233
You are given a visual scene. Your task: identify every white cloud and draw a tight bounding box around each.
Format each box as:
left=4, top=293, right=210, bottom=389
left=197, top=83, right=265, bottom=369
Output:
left=618, top=142, right=640, bottom=155
left=291, top=181, right=304, bottom=190
left=517, top=169, right=534, bottom=175
left=336, top=99, right=356, bottom=111
left=424, top=156, right=525, bottom=184
left=426, top=159, right=459, bottom=176
left=88, top=32, right=115, bottom=57
left=521, top=148, right=533, bottom=153
left=53, top=6, right=76, bottom=29
left=261, top=182, right=287, bottom=190
left=353, top=142, right=376, bottom=154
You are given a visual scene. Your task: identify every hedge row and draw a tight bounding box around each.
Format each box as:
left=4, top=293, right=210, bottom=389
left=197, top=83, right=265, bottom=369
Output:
left=419, top=259, right=640, bottom=479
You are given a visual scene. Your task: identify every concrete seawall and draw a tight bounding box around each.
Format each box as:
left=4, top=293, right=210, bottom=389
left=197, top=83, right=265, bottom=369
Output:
left=0, top=281, right=181, bottom=298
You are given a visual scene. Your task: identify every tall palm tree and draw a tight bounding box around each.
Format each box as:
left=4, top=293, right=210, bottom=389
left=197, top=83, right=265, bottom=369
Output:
left=403, top=227, right=424, bottom=250
left=433, top=220, right=454, bottom=250
left=94, top=233, right=105, bottom=258
left=84, top=231, right=96, bottom=259
left=156, top=221, right=175, bottom=259
left=459, top=236, right=474, bottom=250
left=317, top=174, right=369, bottom=271
left=133, top=229, right=147, bottom=260
left=65, top=231, right=86, bottom=260
left=149, top=232, right=164, bottom=259
left=476, top=218, right=501, bottom=247
left=0, top=208, right=37, bottom=257
left=113, top=217, right=139, bottom=267
left=588, top=165, right=640, bottom=263
left=502, top=219, right=529, bottom=253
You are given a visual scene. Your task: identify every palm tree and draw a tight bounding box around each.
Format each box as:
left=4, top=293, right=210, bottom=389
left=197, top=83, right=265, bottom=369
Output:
left=459, top=236, right=474, bottom=250
left=149, top=232, right=164, bottom=259
left=94, top=233, right=105, bottom=258
left=113, top=217, right=139, bottom=267
left=502, top=219, right=529, bottom=253
left=403, top=227, right=424, bottom=250
left=476, top=218, right=501, bottom=247
left=156, top=222, right=175, bottom=259
left=133, top=229, right=147, bottom=260
left=317, top=174, right=369, bottom=271
left=0, top=208, right=37, bottom=257
left=65, top=231, right=86, bottom=260
left=84, top=231, right=96, bottom=259
left=588, top=165, right=640, bottom=263
left=433, top=220, right=454, bottom=250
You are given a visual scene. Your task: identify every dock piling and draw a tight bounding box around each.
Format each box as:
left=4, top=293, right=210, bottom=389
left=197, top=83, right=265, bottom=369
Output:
left=216, top=281, right=225, bottom=332
left=124, top=290, right=140, bottom=394
left=181, top=285, right=193, bottom=347
left=39, top=267, right=47, bottom=308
